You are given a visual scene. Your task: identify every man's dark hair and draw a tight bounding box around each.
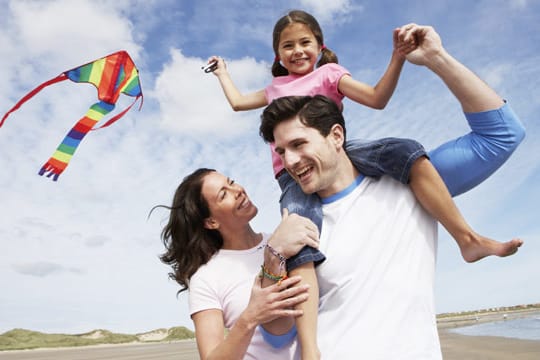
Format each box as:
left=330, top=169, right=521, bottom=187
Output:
left=259, top=95, right=346, bottom=143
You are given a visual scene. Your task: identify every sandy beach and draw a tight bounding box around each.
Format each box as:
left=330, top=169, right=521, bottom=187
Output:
left=1, top=333, right=539, bottom=359
left=0, top=341, right=200, bottom=360
left=438, top=307, right=540, bottom=359
left=440, top=330, right=540, bottom=360
left=1, top=308, right=539, bottom=359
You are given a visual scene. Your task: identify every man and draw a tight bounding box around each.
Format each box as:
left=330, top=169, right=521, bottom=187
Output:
left=259, top=24, right=524, bottom=358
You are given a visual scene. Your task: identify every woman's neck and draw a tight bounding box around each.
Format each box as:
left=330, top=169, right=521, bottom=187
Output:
left=220, top=225, right=262, bottom=250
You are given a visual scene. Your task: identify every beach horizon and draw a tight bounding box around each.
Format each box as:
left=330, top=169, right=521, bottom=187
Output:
left=2, top=305, right=539, bottom=359
left=2, top=334, right=539, bottom=360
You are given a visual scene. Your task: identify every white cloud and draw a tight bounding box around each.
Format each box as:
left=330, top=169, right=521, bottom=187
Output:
left=478, top=63, right=512, bottom=89
left=299, top=0, right=363, bottom=24
left=85, top=235, right=110, bottom=247
left=510, top=0, right=528, bottom=9
left=153, top=50, right=270, bottom=135
left=12, top=261, right=83, bottom=277
left=8, top=0, right=141, bottom=70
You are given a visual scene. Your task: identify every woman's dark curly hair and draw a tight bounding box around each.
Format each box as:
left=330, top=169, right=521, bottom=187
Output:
left=154, top=168, right=223, bottom=294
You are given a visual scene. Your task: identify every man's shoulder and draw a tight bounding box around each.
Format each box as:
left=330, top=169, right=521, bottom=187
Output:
left=322, top=176, right=411, bottom=212
left=362, top=175, right=411, bottom=194
left=353, top=176, right=420, bottom=210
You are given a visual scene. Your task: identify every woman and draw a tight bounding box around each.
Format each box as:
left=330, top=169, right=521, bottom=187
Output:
left=157, top=168, right=319, bottom=359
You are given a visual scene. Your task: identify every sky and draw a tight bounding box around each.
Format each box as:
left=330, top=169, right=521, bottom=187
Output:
left=0, top=0, right=538, bottom=335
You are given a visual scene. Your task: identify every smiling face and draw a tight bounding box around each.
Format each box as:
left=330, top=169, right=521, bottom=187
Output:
left=277, top=22, right=322, bottom=76
left=201, top=172, right=258, bottom=231
left=273, top=115, right=343, bottom=198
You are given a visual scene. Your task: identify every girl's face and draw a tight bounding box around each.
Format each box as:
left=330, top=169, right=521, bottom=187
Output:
left=201, top=172, right=258, bottom=231
left=277, top=22, right=322, bottom=76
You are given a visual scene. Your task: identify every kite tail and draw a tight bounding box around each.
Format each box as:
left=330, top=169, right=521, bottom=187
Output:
left=92, top=94, right=143, bottom=130
left=0, top=74, right=67, bottom=128
left=39, top=100, right=114, bottom=181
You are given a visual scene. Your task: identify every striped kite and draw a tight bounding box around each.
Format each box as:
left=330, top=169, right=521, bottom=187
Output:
left=0, top=50, right=143, bottom=181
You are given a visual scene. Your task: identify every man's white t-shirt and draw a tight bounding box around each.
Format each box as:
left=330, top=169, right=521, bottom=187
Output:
left=317, top=175, right=442, bottom=359
left=189, top=234, right=299, bottom=359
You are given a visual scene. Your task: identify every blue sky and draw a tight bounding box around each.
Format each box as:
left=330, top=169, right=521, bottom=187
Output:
left=0, top=0, right=538, bottom=334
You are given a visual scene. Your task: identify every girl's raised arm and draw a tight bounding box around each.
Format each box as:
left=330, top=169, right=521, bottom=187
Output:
left=207, top=56, right=268, bottom=111
left=337, top=28, right=416, bottom=110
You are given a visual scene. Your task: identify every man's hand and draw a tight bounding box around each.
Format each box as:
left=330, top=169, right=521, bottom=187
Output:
left=395, top=24, right=445, bottom=66
left=268, top=208, right=320, bottom=259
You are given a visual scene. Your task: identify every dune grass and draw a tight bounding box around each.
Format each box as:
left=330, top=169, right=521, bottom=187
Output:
left=0, top=327, right=194, bottom=351
left=164, top=326, right=196, bottom=341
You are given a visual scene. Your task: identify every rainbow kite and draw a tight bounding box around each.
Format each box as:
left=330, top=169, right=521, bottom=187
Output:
left=0, top=50, right=143, bottom=181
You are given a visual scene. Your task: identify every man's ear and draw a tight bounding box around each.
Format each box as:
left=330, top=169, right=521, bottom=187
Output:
left=204, top=217, right=219, bottom=230
left=329, top=124, right=345, bottom=148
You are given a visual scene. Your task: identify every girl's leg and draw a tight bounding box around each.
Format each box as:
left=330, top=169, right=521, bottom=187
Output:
left=278, top=170, right=324, bottom=233
left=345, top=136, right=523, bottom=262
left=428, top=102, right=525, bottom=196
left=409, top=157, right=522, bottom=262
left=345, top=137, right=426, bottom=184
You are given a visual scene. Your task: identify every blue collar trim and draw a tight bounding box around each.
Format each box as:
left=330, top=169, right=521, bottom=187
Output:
left=321, top=174, right=365, bottom=204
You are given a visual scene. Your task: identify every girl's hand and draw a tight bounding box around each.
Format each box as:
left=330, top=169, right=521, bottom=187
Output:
left=268, top=208, right=320, bottom=259
left=205, top=55, right=227, bottom=76
left=393, top=26, right=417, bottom=59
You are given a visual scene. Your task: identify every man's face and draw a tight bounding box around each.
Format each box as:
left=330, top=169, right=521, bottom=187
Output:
left=273, top=116, right=341, bottom=198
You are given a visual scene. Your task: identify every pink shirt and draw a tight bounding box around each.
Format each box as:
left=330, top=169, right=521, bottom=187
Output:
left=264, top=63, right=350, bottom=177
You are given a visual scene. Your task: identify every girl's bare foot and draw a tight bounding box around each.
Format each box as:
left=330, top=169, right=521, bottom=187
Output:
left=460, top=233, right=523, bottom=263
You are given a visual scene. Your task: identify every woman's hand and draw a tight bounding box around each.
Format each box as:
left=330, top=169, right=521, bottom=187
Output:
left=242, top=274, right=310, bottom=327
left=194, top=275, right=308, bottom=360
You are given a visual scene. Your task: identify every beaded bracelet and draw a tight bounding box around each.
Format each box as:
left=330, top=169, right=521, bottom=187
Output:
left=265, top=243, right=287, bottom=267
left=260, top=265, right=288, bottom=285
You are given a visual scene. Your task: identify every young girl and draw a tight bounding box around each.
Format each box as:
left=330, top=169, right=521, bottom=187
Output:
left=205, top=10, right=523, bottom=359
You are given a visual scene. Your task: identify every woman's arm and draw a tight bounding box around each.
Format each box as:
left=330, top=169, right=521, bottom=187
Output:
left=193, top=309, right=242, bottom=360
left=208, top=56, right=268, bottom=111
left=193, top=275, right=309, bottom=360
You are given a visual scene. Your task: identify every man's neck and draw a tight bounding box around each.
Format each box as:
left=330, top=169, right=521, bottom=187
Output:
left=318, top=156, right=359, bottom=199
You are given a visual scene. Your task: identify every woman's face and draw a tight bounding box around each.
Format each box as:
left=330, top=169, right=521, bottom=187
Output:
left=201, top=172, right=258, bottom=230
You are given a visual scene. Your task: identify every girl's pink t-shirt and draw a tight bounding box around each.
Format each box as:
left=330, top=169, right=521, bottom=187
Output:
left=264, top=63, right=350, bottom=177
